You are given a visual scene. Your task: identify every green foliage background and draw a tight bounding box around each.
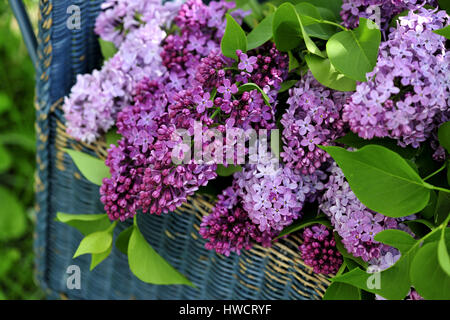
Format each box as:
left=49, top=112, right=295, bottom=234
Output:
left=0, top=0, right=45, bottom=300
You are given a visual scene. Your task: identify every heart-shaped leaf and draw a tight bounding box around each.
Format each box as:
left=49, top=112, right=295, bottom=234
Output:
left=128, top=224, right=193, bottom=286
left=65, top=149, right=111, bottom=185
left=321, top=145, right=431, bottom=217
left=327, top=18, right=381, bottom=81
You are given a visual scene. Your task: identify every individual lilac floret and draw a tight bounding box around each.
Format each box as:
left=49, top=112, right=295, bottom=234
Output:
left=340, top=0, right=437, bottom=31
left=95, top=0, right=182, bottom=47
left=281, top=72, right=350, bottom=175
left=299, top=224, right=343, bottom=275
left=343, top=8, right=449, bottom=148
left=320, top=162, right=401, bottom=262
left=199, top=184, right=275, bottom=256
left=235, top=158, right=327, bottom=234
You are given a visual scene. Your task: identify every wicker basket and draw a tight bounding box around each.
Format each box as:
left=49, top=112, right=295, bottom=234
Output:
left=12, top=0, right=330, bottom=299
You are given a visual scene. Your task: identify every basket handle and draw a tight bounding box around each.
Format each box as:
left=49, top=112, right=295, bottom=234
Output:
left=9, top=0, right=38, bottom=69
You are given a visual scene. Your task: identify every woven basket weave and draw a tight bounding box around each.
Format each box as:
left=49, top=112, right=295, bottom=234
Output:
left=30, top=0, right=330, bottom=299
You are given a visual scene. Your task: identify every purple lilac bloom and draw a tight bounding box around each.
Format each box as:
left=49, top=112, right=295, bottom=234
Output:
left=299, top=225, right=343, bottom=275
left=340, top=0, right=438, bottom=31
left=199, top=183, right=275, bottom=256
left=235, top=157, right=328, bottom=233
left=343, top=8, right=449, bottom=148
left=281, top=72, right=350, bottom=175
left=320, top=162, right=405, bottom=262
left=100, top=79, right=217, bottom=221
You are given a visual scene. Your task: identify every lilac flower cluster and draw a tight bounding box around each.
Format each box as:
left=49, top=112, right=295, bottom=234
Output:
left=100, top=79, right=217, bottom=221
left=199, top=184, right=275, bottom=256
left=95, top=0, right=181, bottom=47
left=281, top=72, right=350, bottom=175
left=235, top=159, right=327, bottom=234
left=189, top=44, right=288, bottom=134
left=319, top=162, right=401, bottom=262
left=160, top=0, right=247, bottom=91
left=299, top=224, right=343, bottom=275
left=343, top=8, right=449, bottom=148
left=64, top=5, right=172, bottom=143
left=340, top=0, right=437, bottom=30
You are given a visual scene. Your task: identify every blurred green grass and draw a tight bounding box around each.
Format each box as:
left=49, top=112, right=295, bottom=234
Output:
left=0, top=0, right=45, bottom=300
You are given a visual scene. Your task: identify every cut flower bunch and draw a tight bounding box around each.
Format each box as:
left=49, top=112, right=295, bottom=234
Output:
left=58, top=0, right=450, bottom=300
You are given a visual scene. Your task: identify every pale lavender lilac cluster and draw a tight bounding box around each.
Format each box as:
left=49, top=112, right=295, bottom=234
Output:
left=281, top=72, right=350, bottom=175
left=340, top=0, right=437, bottom=30
left=343, top=8, right=449, bottom=148
left=319, top=162, right=401, bottom=262
left=64, top=1, right=175, bottom=143
left=299, top=225, right=343, bottom=275
left=235, top=160, right=327, bottom=234
left=94, top=0, right=182, bottom=47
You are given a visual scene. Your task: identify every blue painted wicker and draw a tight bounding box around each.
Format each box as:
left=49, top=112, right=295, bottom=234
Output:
left=20, top=0, right=331, bottom=299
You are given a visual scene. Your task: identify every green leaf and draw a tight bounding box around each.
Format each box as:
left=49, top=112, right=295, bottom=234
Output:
left=128, top=224, right=193, bottom=286
left=320, top=145, right=431, bottom=218
left=236, top=0, right=263, bottom=28
left=323, top=282, right=361, bottom=300
left=421, top=190, right=437, bottom=220
left=410, top=241, right=450, bottom=299
left=0, top=143, right=11, bottom=173
left=288, top=51, right=300, bottom=72
left=433, top=25, right=450, bottom=39
left=0, top=249, right=20, bottom=279
left=279, top=80, right=298, bottom=93
left=438, top=0, right=450, bottom=14
left=237, top=83, right=271, bottom=106
left=438, top=121, right=450, bottom=153
left=221, top=14, right=247, bottom=60
left=105, top=128, right=121, bottom=147
left=292, top=0, right=343, bottom=19
left=272, top=3, right=303, bottom=52
left=90, top=245, right=112, bottom=271
left=438, top=231, right=450, bottom=277
left=277, top=216, right=331, bottom=239
left=0, top=186, right=27, bottom=241
left=0, top=92, right=12, bottom=115
left=99, top=39, right=118, bottom=61
left=56, top=212, right=111, bottom=236
left=116, top=226, right=134, bottom=255
left=374, top=230, right=416, bottom=255
left=335, top=131, right=418, bottom=159
left=435, top=191, right=450, bottom=225
left=327, top=18, right=381, bottom=82
left=305, top=54, right=356, bottom=92
left=333, top=228, right=422, bottom=300
left=331, top=257, right=413, bottom=300
left=65, top=149, right=111, bottom=186
left=295, top=3, right=337, bottom=40
left=73, top=231, right=113, bottom=258
left=247, top=13, right=274, bottom=50
left=216, top=164, right=242, bottom=177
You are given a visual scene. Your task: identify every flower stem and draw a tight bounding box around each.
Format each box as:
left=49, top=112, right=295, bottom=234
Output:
left=423, top=163, right=447, bottom=181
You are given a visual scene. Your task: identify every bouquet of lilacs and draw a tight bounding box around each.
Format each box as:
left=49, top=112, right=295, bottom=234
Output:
left=58, top=0, right=450, bottom=300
